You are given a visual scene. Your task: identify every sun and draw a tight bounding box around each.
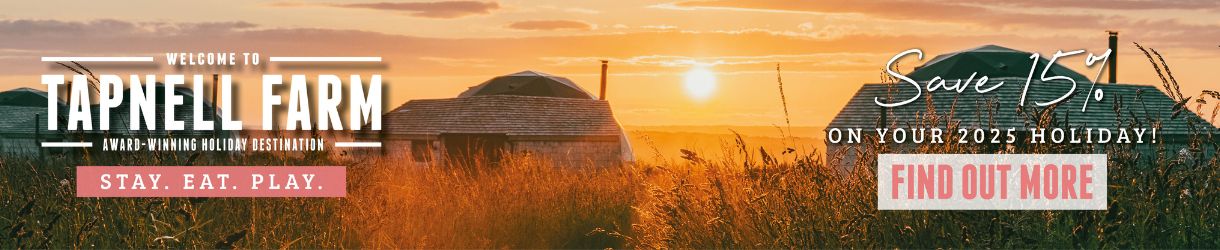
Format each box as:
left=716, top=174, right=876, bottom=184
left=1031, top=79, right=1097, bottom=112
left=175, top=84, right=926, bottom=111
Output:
left=683, top=66, right=717, bottom=101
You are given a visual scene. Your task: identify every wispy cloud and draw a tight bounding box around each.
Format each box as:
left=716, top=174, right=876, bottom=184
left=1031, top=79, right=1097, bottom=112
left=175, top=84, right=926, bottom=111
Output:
left=418, top=56, right=495, bottom=67
left=662, top=0, right=1212, bottom=30
left=276, top=1, right=501, bottom=19
left=541, top=53, right=885, bottom=67
left=0, top=18, right=1216, bottom=77
left=657, top=0, right=1220, bottom=47
left=0, top=19, right=256, bottom=38
left=659, top=0, right=1106, bottom=28
left=505, top=20, right=593, bottom=31
left=533, top=5, right=600, bottom=14
left=978, top=0, right=1220, bottom=10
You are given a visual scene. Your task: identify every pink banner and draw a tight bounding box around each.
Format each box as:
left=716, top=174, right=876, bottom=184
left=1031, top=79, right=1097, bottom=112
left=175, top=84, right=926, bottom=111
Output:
left=76, top=166, right=346, bottom=197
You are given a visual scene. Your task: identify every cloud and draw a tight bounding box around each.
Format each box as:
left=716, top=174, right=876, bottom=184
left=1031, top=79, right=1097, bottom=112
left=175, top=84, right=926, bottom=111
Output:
left=660, top=0, right=1220, bottom=45
left=665, top=0, right=1217, bottom=15
left=0, top=19, right=256, bottom=38
left=418, top=56, right=495, bottom=67
left=982, top=0, right=1219, bottom=10
left=662, top=0, right=1108, bottom=29
left=2, top=18, right=1219, bottom=128
left=641, top=25, right=677, bottom=30
left=0, top=18, right=953, bottom=76
left=324, top=1, right=500, bottom=18
left=505, top=20, right=593, bottom=31
left=1, top=18, right=1218, bottom=77
left=540, top=53, right=885, bottom=68
left=533, top=5, right=601, bottom=14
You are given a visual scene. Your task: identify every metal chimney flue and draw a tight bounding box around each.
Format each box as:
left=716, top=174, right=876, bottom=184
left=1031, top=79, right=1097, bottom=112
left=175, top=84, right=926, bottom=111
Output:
left=1108, top=31, right=1118, bottom=84
left=599, top=60, right=608, bottom=100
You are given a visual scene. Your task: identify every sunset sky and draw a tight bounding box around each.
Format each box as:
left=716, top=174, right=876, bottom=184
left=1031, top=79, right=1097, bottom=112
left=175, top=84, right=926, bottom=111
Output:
left=2, top=0, right=1218, bottom=129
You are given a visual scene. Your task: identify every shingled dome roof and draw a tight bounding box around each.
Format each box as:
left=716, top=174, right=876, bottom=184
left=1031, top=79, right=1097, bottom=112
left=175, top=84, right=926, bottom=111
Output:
left=0, top=87, right=63, bottom=107
left=907, top=45, right=1091, bottom=82
left=458, top=70, right=595, bottom=99
left=828, top=82, right=1217, bottom=136
left=387, top=95, right=621, bottom=136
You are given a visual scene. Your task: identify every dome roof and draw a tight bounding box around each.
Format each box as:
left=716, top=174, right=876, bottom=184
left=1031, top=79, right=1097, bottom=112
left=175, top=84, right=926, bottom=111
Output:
left=0, top=87, right=63, bottom=107
left=907, top=45, right=1091, bottom=82
left=458, top=70, right=595, bottom=99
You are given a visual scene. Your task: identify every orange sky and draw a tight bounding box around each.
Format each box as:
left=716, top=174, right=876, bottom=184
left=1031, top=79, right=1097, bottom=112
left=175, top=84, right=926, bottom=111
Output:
left=1, top=0, right=1218, bottom=129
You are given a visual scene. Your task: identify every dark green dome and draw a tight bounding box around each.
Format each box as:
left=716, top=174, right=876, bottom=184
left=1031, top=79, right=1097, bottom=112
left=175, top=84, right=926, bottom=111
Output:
left=907, top=45, right=1091, bottom=83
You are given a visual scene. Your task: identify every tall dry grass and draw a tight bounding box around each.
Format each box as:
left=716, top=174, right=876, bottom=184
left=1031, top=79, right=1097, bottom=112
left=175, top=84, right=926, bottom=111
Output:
left=3, top=45, right=1219, bottom=248
left=342, top=154, right=635, bottom=248
left=1, top=148, right=640, bottom=248
left=1, top=151, right=349, bottom=248
left=613, top=44, right=1219, bottom=248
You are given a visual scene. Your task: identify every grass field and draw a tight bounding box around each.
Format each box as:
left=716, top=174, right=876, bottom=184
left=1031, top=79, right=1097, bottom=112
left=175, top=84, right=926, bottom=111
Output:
left=3, top=47, right=1219, bottom=248
left=2, top=124, right=1217, bottom=248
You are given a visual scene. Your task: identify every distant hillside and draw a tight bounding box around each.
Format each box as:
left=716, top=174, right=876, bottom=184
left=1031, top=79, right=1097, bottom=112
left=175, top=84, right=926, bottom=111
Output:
left=623, top=125, right=824, bottom=139
left=623, top=125, right=824, bottom=162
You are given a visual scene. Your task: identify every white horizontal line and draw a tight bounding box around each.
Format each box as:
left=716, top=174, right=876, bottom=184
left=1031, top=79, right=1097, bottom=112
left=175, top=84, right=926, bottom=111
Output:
left=41, top=57, right=154, bottom=62
left=269, top=57, right=381, bottom=62
left=334, top=142, right=382, bottom=148
left=41, top=142, right=93, bottom=147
